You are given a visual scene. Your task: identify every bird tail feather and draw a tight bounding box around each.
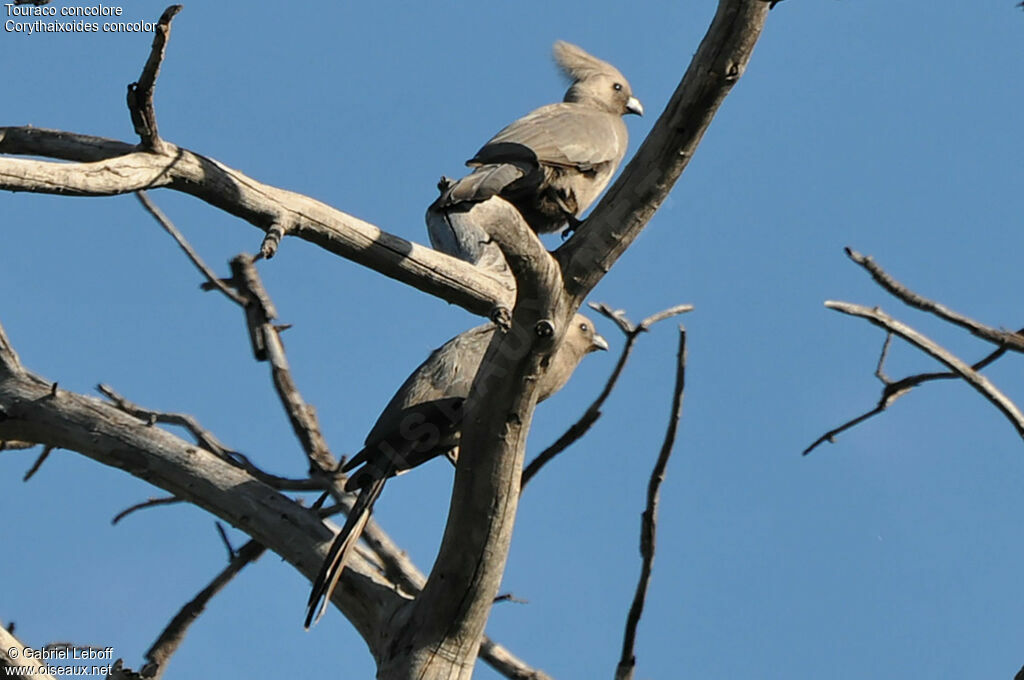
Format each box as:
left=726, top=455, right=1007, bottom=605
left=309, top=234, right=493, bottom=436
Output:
left=444, top=163, right=525, bottom=205
left=304, top=477, right=387, bottom=629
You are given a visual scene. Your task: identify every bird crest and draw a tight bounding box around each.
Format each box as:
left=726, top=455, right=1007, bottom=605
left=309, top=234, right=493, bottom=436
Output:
left=553, top=40, right=622, bottom=82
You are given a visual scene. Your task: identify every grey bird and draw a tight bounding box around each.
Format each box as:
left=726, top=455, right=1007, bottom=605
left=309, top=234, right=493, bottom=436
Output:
left=305, top=314, right=608, bottom=627
left=427, top=40, right=642, bottom=270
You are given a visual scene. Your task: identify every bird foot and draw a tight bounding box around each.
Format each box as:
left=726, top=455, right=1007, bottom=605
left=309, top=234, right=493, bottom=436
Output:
left=437, top=176, right=455, bottom=193
left=561, top=215, right=583, bottom=240
left=490, top=306, right=512, bottom=332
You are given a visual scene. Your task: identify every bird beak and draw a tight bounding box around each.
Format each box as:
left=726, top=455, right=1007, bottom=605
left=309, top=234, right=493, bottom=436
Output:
left=625, top=96, right=643, bottom=116
left=592, top=333, right=609, bottom=352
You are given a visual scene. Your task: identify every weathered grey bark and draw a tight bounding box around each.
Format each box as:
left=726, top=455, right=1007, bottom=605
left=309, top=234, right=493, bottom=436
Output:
left=0, top=625, right=57, bottom=680
left=0, top=128, right=514, bottom=318
left=379, top=199, right=569, bottom=678
left=557, top=0, right=771, bottom=307
left=0, top=329, right=404, bottom=650
left=0, top=1, right=773, bottom=677
left=373, top=3, right=771, bottom=675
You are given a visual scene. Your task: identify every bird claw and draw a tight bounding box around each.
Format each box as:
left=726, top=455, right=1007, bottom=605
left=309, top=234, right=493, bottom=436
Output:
left=490, top=306, right=513, bottom=332
left=561, top=215, right=583, bottom=240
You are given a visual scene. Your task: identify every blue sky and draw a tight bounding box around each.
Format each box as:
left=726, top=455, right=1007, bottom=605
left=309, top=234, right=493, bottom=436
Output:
left=2, top=2, right=1023, bottom=678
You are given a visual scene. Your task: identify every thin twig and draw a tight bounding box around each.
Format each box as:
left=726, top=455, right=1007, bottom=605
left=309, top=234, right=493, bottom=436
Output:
left=875, top=333, right=894, bottom=383
left=260, top=222, right=286, bottom=259
left=112, top=497, right=181, bottom=525
left=826, top=302, right=1024, bottom=439
left=133, top=210, right=363, bottom=598
left=845, top=248, right=1024, bottom=353
left=143, top=540, right=265, bottom=680
left=639, top=305, right=696, bottom=328
left=22, top=445, right=53, bottom=481
left=136, top=191, right=247, bottom=304
left=98, top=383, right=237, bottom=457
left=522, top=302, right=692, bottom=488
left=804, top=326, right=1018, bottom=455
left=615, top=326, right=687, bottom=680
left=214, top=522, right=236, bottom=560
left=226, top=255, right=338, bottom=476
left=98, top=383, right=323, bottom=490
left=126, top=5, right=182, bottom=152
left=804, top=247, right=1024, bottom=454
left=135, top=196, right=340, bottom=481
left=478, top=639, right=555, bottom=680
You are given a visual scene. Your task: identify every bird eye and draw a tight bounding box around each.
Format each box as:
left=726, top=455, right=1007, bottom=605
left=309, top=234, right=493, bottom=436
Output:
left=580, top=323, right=589, bottom=333
left=613, top=83, right=623, bottom=92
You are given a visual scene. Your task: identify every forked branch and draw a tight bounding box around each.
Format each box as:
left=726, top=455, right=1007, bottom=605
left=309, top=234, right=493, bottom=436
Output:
left=125, top=5, right=181, bottom=153
left=615, top=326, right=687, bottom=680
left=817, top=302, right=1024, bottom=445
left=522, top=302, right=692, bottom=488
left=807, top=249, right=1024, bottom=454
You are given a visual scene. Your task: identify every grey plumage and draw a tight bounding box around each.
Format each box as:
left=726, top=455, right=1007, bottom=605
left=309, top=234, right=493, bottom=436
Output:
left=305, top=314, right=608, bottom=627
left=426, top=40, right=642, bottom=267
left=425, top=178, right=517, bottom=287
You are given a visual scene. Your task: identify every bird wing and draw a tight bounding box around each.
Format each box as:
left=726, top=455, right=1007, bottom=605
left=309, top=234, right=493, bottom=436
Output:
left=472, top=103, right=627, bottom=171
left=342, top=397, right=465, bottom=486
left=362, top=324, right=493, bottom=446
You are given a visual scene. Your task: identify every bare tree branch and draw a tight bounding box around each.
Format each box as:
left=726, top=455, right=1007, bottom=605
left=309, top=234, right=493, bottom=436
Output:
left=0, top=321, right=24, bottom=376
left=260, top=221, right=286, bottom=259
left=92, top=367, right=550, bottom=680
left=522, top=302, right=692, bottom=488
left=134, top=193, right=339, bottom=477
left=214, top=522, right=236, bottom=559
left=845, top=248, right=1024, bottom=353
left=21, top=445, right=52, bottom=481
left=99, top=382, right=325, bottom=491
left=384, top=192, right=572, bottom=678
left=492, top=593, right=529, bottom=605
left=615, top=326, right=687, bottom=680
left=125, top=5, right=181, bottom=153
left=803, top=331, right=1016, bottom=455
left=0, top=126, right=514, bottom=318
left=824, top=302, right=1024, bottom=441
left=143, top=539, right=265, bottom=680
left=111, top=496, right=182, bottom=525
left=806, top=249, right=1024, bottom=454
left=131, top=194, right=552, bottom=678
left=135, top=196, right=552, bottom=672
left=0, top=1, right=775, bottom=676
left=0, top=626, right=57, bottom=680
left=0, top=336, right=405, bottom=648
left=557, top=0, right=771, bottom=307
left=98, top=383, right=239, bottom=460
left=225, top=254, right=338, bottom=476
left=478, top=639, right=555, bottom=680
left=0, top=1, right=770, bottom=321
left=136, top=191, right=246, bottom=304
